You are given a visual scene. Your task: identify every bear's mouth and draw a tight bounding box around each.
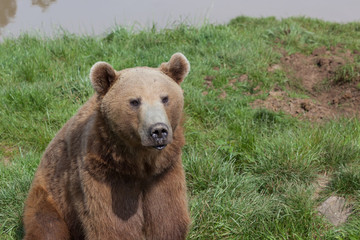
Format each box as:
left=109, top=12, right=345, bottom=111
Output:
left=153, top=144, right=167, bottom=150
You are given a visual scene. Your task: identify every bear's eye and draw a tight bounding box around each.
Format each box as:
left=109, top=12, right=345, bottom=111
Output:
left=161, top=96, right=169, bottom=104
left=130, top=99, right=141, bottom=107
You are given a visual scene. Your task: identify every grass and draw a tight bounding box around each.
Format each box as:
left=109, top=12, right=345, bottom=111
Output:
left=331, top=63, right=360, bottom=84
left=1, top=16, right=360, bottom=239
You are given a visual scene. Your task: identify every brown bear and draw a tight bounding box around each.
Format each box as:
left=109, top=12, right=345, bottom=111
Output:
left=23, top=53, right=191, bottom=240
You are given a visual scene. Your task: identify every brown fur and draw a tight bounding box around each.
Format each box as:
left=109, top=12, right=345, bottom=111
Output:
left=23, top=53, right=191, bottom=240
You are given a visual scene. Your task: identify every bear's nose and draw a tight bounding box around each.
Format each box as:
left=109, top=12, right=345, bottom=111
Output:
left=149, top=123, right=169, bottom=141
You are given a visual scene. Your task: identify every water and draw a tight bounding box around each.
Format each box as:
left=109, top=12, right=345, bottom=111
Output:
left=1, top=0, right=360, bottom=41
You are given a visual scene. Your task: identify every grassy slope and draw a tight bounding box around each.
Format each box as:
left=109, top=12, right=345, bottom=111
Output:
left=1, top=17, right=360, bottom=239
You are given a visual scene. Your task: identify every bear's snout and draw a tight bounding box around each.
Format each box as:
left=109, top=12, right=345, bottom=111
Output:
left=138, top=103, right=173, bottom=150
left=150, top=123, right=168, bottom=140
left=149, top=123, right=169, bottom=150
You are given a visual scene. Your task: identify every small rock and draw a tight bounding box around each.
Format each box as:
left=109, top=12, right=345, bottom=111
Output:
left=317, top=196, right=352, bottom=226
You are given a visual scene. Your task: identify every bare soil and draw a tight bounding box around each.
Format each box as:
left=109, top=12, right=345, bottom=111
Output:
left=0, top=144, right=17, bottom=165
left=251, top=46, right=360, bottom=121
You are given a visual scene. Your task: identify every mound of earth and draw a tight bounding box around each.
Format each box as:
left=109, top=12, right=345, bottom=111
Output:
left=251, top=46, right=360, bottom=121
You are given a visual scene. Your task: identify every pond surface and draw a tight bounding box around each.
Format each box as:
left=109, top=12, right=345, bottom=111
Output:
left=1, top=0, right=360, bottom=41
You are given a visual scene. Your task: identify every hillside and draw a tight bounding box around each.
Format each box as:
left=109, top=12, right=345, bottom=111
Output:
left=1, top=16, right=360, bottom=239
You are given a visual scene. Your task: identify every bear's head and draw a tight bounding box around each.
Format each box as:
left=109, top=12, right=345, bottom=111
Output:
left=90, top=53, right=190, bottom=151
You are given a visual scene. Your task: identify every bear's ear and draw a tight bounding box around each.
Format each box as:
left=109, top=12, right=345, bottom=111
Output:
left=90, top=62, right=117, bottom=96
left=160, top=53, right=190, bottom=84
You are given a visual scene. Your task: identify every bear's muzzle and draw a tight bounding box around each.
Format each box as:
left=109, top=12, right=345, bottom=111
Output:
left=149, top=123, right=169, bottom=150
left=138, top=103, right=173, bottom=150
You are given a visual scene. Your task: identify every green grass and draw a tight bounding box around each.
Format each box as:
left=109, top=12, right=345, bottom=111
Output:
left=331, top=63, right=360, bottom=84
left=1, top=16, right=360, bottom=239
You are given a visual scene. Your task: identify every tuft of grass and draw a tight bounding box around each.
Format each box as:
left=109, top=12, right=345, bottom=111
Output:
left=329, top=164, right=360, bottom=195
left=331, top=63, right=360, bottom=84
left=0, top=151, right=41, bottom=239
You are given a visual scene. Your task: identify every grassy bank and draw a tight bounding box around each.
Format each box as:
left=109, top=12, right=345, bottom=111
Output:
left=1, top=16, right=360, bottom=239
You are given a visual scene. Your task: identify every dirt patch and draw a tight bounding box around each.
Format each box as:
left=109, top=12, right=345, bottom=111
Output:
left=251, top=88, right=332, bottom=121
left=204, top=75, right=215, bottom=89
left=0, top=144, right=17, bottom=165
left=313, top=172, right=331, bottom=200
left=251, top=46, right=360, bottom=121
